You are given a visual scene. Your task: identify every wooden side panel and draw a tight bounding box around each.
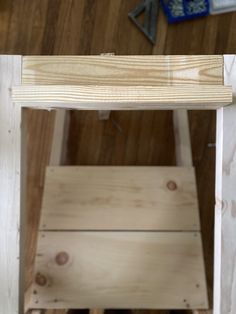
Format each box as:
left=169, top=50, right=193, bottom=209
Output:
left=214, top=55, right=236, bottom=314
left=31, top=232, right=208, bottom=309
left=22, top=55, right=223, bottom=86
left=12, top=85, right=232, bottom=110
left=24, top=109, right=69, bottom=312
left=0, top=56, right=22, bottom=313
left=40, top=166, right=200, bottom=231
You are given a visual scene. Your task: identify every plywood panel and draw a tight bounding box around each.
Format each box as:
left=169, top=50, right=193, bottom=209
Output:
left=22, top=55, right=223, bottom=86
left=31, top=232, right=208, bottom=309
left=12, top=85, right=232, bottom=110
left=40, top=166, right=200, bottom=231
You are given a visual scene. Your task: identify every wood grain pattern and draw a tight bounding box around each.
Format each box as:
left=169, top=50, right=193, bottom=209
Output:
left=22, top=55, right=223, bottom=86
left=40, top=166, right=200, bottom=231
left=25, top=108, right=69, bottom=312
left=12, top=85, right=232, bottom=110
left=24, top=109, right=55, bottom=295
left=173, top=109, right=210, bottom=314
left=0, top=2, right=233, bottom=312
left=0, top=56, right=22, bottom=313
left=31, top=232, right=208, bottom=309
left=214, top=55, right=236, bottom=314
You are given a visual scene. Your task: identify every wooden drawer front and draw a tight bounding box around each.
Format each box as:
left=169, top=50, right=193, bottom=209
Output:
left=32, top=232, right=208, bottom=309
left=40, top=166, right=200, bottom=231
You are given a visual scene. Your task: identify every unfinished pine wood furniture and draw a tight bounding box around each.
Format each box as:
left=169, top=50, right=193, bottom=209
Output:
left=0, top=55, right=235, bottom=314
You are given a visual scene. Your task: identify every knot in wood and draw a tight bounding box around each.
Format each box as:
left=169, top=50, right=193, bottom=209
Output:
left=167, top=180, right=177, bottom=191
left=55, top=251, right=69, bottom=266
left=35, top=273, right=47, bottom=286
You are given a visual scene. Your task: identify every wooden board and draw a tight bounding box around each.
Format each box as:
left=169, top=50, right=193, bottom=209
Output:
left=49, top=109, right=69, bottom=166
left=12, top=85, right=232, bottom=110
left=22, top=55, right=223, bottom=86
left=0, top=56, right=22, bottom=313
left=214, top=55, right=236, bottom=314
left=31, top=232, right=208, bottom=309
left=40, top=166, right=200, bottom=231
left=24, top=109, right=69, bottom=312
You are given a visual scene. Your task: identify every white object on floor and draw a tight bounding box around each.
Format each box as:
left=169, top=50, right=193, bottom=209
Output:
left=210, top=0, right=236, bottom=14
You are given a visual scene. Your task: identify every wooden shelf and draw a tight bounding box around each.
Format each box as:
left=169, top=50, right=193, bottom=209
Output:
left=12, top=85, right=232, bottom=110
left=40, top=166, right=200, bottom=231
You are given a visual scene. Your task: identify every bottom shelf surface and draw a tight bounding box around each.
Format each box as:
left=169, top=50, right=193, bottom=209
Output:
left=30, top=231, right=208, bottom=310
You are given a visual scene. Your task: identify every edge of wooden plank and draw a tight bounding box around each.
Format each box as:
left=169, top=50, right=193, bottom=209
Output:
left=12, top=85, right=232, bottom=110
left=0, top=55, right=22, bottom=314
left=214, top=54, right=236, bottom=314
left=22, top=55, right=223, bottom=86
left=26, top=113, right=69, bottom=312
left=31, top=231, right=209, bottom=310
left=39, top=165, right=200, bottom=231
left=173, top=109, right=209, bottom=311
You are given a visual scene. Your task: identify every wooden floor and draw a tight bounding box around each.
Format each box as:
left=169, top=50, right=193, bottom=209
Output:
left=1, top=0, right=236, bottom=312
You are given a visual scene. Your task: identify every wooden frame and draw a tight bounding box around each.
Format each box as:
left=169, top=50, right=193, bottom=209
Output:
left=214, top=55, right=236, bottom=314
left=0, top=55, right=235, bottom=314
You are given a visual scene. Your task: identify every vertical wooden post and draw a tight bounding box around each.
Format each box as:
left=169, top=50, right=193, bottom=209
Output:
left=0, top=56, right=22, bottom=313
left=214, top=55, right=236, bottom=314
left=174, top=110, right=211, bottom=314
left=50, top=109, right=69, bottom=165
left=173, top=109, right=193, bottom=167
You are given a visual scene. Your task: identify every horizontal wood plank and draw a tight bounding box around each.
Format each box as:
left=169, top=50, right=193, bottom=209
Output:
left=31, top=232, right=208, bottom=309
left=12, top=85, right=232, bottom=110
left=40, top=166, right=200, bottom=231
left=22, top=55, right=223, bottom=86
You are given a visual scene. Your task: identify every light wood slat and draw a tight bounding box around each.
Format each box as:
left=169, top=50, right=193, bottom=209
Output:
left=173, top=110, right=193, bottom=167
left=0, top=56, right=22, bottom=314
left=173, top=110, right=210, bottom=314
left=12, top=85, right=232, bottom=110
left=31, top=232, right=208, bottom=309
left=49, top=109, right=69, bottom=166
left=40, top=166, right=200, bottom=231
left=22, top=55, right=223, bottom=86
left=214, top=55, right=236, bottom=314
